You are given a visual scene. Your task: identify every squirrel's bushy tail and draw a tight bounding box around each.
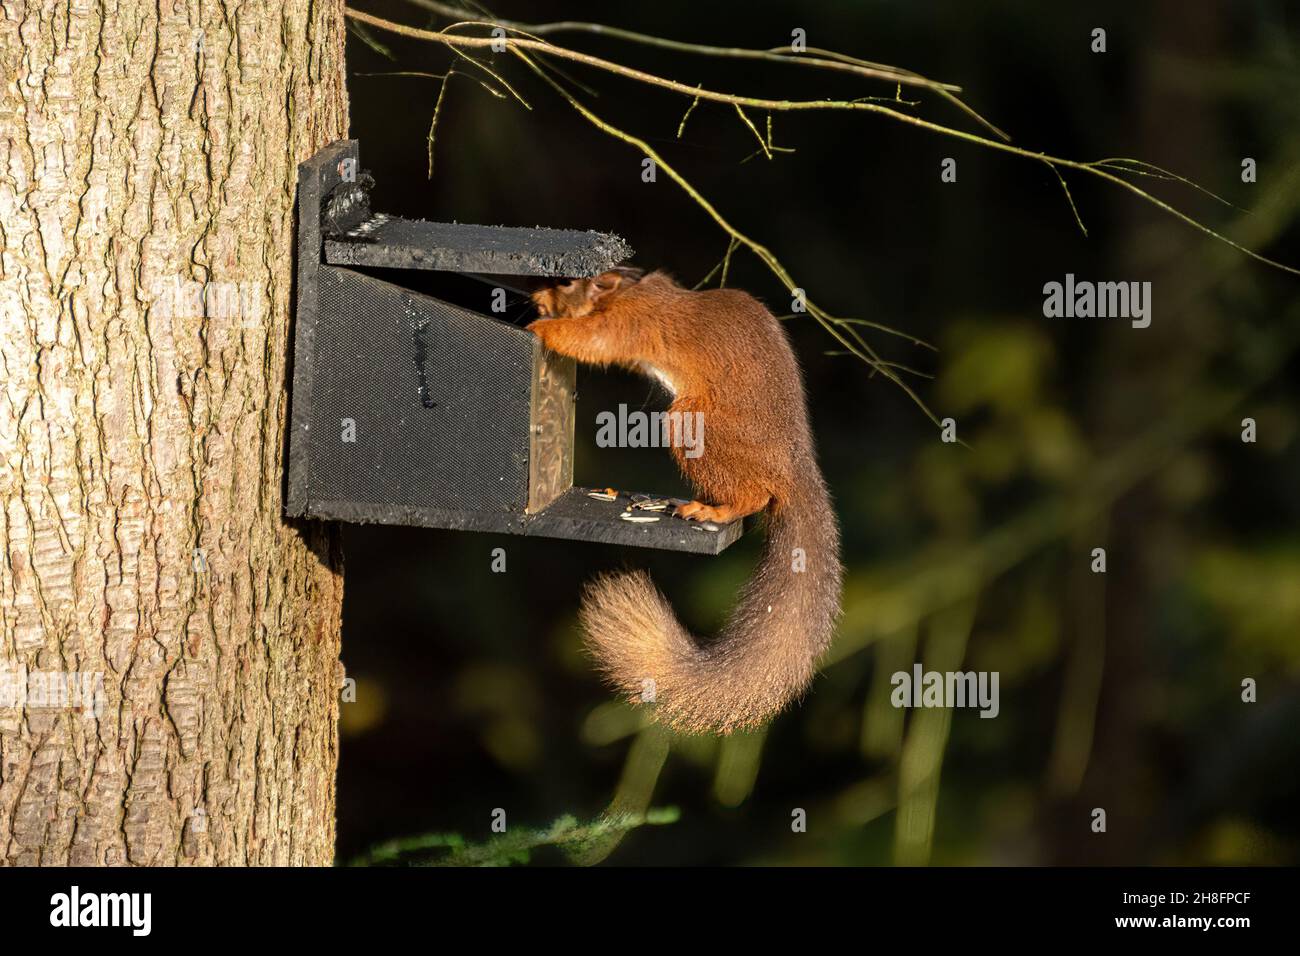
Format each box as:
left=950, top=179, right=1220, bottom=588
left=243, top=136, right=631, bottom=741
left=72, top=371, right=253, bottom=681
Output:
left=580, top=479, right=842, bottom=735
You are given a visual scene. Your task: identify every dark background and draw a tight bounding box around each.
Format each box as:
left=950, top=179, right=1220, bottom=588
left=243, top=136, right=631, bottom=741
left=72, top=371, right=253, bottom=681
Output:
left=334, top=0, right=1300, bottom=865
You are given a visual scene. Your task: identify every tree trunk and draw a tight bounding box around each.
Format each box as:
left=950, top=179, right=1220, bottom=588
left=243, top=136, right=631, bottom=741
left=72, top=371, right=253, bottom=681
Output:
left=0, top=0, right=348, bottom=865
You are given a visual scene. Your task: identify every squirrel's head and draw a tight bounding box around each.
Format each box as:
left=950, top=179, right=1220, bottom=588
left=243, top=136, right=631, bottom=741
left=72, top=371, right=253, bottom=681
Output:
left=532, top=266, right=644, bottom=319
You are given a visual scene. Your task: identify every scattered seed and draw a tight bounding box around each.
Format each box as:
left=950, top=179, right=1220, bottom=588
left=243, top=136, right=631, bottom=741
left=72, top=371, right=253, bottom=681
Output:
left=631, top=497, right=672, bottom=512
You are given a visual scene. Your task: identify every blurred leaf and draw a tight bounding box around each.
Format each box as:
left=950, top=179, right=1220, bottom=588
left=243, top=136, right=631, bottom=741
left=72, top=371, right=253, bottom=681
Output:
left=713, top=728, right=767, bottom=807
left=1191, top=545, right=1300, bottom=667
left=938, top=320, right=1054, bottom=417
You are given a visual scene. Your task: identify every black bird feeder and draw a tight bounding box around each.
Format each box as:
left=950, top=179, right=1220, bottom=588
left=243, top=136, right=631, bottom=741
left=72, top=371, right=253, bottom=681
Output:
left=286, top=140, right=741, bottom=555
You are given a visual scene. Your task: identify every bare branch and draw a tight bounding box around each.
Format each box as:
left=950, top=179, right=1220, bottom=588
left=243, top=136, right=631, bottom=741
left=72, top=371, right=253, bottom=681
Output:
left=404, top=0, right=963, bottom=93
left=346, top=7, right=1300, bottom=278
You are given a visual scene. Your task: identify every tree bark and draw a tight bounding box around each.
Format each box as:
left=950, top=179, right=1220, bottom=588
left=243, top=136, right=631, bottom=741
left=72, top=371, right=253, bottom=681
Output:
left=0, top=0, right=349, bottom=865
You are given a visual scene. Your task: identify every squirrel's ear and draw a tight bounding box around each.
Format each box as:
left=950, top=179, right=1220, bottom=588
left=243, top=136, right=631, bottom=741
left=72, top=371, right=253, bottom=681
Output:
left=588, top=270, right=629, bottom=304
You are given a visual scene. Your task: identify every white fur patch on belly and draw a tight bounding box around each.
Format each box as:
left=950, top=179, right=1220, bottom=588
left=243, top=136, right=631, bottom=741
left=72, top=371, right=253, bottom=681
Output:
left=638, top=361, right=676, bottom=396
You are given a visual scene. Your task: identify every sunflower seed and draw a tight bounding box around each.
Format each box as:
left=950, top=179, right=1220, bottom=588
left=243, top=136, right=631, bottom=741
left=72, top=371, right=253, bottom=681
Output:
left=631, top=497, right=672, bottom=512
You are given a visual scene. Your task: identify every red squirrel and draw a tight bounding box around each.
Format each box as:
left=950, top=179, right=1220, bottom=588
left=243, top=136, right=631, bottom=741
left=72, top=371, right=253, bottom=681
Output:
left=528, top=268, right=842, bottom=735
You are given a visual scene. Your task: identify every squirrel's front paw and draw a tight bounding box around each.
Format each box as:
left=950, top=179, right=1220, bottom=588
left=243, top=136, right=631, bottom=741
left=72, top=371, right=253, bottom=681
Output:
left=526, top=318, right=554, bottom=346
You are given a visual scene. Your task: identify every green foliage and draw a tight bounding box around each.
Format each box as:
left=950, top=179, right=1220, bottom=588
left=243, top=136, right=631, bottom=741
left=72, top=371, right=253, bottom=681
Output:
left=348, top=808, right=681, bottom=867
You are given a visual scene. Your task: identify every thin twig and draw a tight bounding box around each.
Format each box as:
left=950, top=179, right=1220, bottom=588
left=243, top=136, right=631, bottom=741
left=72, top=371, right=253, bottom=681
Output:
left=428, top=68, right=455, bottom=177
left=734, top=104, right=771, bottom=160
left=1087, top=157, right=1245, bottom=212
left=786, top=45, right=1010, bottom=141
left=1044, top=161, right=1088, bottom=237
left=677, top=85, right=702, bottom=139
